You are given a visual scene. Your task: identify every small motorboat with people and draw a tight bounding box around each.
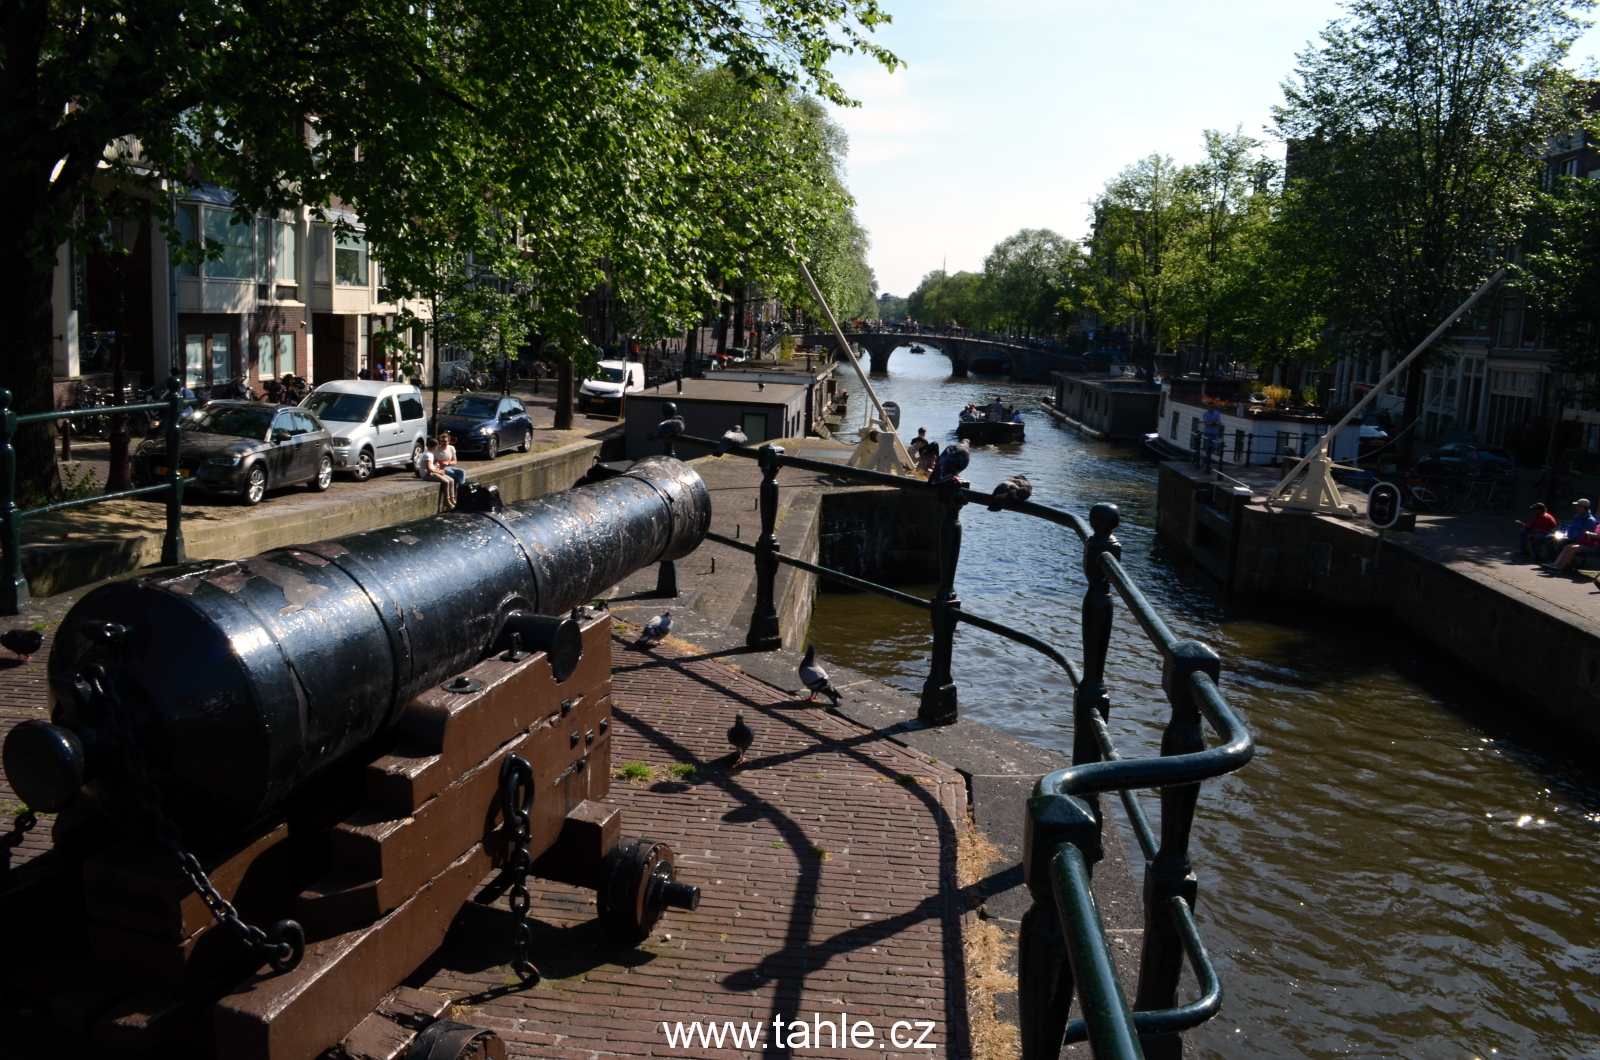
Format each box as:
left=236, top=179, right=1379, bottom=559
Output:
left=956, top=401, right=1025, bottom=444
left=909, top=344, right=926, bottom=354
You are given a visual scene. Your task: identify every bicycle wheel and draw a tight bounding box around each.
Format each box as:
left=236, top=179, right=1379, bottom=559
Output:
left=1424, top=485, right=1452, bottom=513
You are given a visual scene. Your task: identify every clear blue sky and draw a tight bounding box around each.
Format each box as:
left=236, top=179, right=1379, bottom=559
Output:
left=829, top=0, right=1600, bottom=297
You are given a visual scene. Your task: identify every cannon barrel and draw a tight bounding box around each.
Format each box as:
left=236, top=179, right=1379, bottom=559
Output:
left=3, top=456, right=708, bottom=841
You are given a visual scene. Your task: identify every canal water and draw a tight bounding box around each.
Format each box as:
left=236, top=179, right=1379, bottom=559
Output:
left=809, top=346, right=1600, bottom=1059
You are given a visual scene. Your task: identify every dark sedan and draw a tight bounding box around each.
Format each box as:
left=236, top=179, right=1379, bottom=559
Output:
left=433, top=393, right=533, bottom=458
left=135, top=401, right=334, bottom=505
left=1415, top=442, right=1516, bottom=478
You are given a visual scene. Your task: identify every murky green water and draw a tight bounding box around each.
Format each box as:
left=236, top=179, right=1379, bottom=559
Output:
left=809, top=348, right=1600, bottom=1059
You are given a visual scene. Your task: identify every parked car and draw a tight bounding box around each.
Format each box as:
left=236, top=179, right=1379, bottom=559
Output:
left=301, top=381, right=429, bottom=481
left=1357, top=424, right=1390, bottom=454
left=134, top=401, right=332, bottom=505
left=434, top=393, right=533, bottom=458
left=577, top=359, right=646, bottom=417
left=1415, top=442, right=1516, bottom=477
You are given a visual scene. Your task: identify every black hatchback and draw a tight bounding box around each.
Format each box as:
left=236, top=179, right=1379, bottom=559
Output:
left=135, top=402, right=334, bottom=505
left=1415, top=442, right=1516, bottom=478
left=432, top=393, right=534, bottom=458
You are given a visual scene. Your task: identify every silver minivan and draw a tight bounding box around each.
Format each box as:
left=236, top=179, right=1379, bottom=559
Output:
left=301, top=381, right=429, bottom=480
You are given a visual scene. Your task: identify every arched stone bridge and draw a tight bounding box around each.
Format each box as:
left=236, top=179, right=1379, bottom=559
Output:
left=802, top=332, right=1073, bottom=381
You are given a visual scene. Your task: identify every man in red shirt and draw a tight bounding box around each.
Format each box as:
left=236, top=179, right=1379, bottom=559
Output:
left=1517, top=502, right=1557, bottom=557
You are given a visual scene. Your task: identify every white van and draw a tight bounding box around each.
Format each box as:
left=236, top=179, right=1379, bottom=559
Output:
left=577, top=359, right=646, bottom=417
left=301, top=381, right=429, bottom=480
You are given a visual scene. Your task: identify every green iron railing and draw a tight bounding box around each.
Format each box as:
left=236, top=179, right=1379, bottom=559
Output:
left=667, top=428, right=1255, bottom=1060
left=0, top=380, right=194, bottom=615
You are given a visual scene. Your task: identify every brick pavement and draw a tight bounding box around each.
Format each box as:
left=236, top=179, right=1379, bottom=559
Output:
left=409, top=629, right=974, bottom=1059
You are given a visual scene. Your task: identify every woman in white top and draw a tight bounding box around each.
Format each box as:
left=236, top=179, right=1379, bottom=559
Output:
left=417, top=436, right=456, bottom=507
left=436, top=432, right=467, bottom=489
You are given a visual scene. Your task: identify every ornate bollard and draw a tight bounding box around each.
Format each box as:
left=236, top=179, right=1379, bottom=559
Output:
left=918, top=475, right=966, bottom=725
left=1074, top=503, right=1121, bottom=766
left=656, top=401, right=680, bottom=597
left=746, top=443, right=783, bottom=650
left=1133, top=638, right=1220, bottom=1060
left=0, top=390, right=26, bottom=615
left=161, top=377, right=187, bottom=566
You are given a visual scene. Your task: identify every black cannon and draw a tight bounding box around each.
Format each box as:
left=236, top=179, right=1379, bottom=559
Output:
left=3, top=455, right=709, bottom=841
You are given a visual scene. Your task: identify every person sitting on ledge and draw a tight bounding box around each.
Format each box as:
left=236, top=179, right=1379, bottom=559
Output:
left=1516, top=502, right=1557, bottom=557
left=1566, top=497, right=1597, bottom=540
left=1543, top=525, right=1600, bottom=573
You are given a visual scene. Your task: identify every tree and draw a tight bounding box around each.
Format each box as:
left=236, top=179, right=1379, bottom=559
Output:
left=980, top=228, right=1082, bottom=337
left=1, top=0, right=897, bottom=492
left=1525, top=173, right=1600, bottom=398
left=1080, top=154, right=1191, bottom=380
left=1272, top=0, right=1587, bottom=465
left=1169, top=129, right=1271, bottom=374
left=905, top=269, right=986, bottom=329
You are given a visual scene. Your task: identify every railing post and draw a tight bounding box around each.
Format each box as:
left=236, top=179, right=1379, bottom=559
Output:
left=1075, top=503, right=1121, bottom=767
left=161, top=378, right=187, bottom=566
left=1019, top=789, right=1102, bottom=1059
left=1133, top=639, right=1220, bottom=1060
left=745, top=443, right=783, bottom=650
left=0, top=391, right=29, bottom=616
left=918, top=476, right=965, bottom=725
left=656, top=401, right=679, bottom=597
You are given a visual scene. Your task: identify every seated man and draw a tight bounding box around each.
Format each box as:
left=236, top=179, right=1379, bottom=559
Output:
left=1517, top=502, right=1557, bottom=557
left=1544, top=526, right=1600, bottom=573
left=1566, top=498, right=1597, bottom=540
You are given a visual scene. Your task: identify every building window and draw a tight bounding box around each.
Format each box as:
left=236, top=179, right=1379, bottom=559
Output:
left=312, top=225, right=331, bottom=283
left=175, top=206, right=199, bottom=277
left=210, top=335, right=231, bottom=381
left=185, top=335, right=205, bottom=386
left=278, top=333, right=295, bottom=378
left=258, top=333, right=275, bottom=380
left=202, top=207, right=255, bottom=279
left=274, top=222, right=299, bottom=283
left=335, top=230, right=367, bottom=286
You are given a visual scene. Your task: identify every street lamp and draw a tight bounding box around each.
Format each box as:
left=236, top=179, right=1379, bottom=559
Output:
left=105, top=211, right=141, bottom=493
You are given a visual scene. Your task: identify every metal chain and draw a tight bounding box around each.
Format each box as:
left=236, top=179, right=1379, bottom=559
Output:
left=80, top=664, right=305, bottom=974
left=498, top=754, right=539, bottom=983
left=0, top=807, right=38, bottom=888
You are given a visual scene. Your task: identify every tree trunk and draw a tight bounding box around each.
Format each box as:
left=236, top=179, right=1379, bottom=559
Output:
left=731, top=284, right=747, bottom=354
left=0, top=212, right=63, bottom=500
left=1397, top=359, right=1426, bottom=469
left=715, top=290, right=731, bottom=359
left=554, top=353, right=574, bottom=431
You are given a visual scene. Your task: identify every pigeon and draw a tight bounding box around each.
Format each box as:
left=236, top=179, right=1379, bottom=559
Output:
left=798, top=645, right=840, bottom=705
left=757, top=381, right=766, bottom=391
left=727, top=713, right=754, bottom=765
left=715, top=424, right=748, bottom=457
left=987, top=474, right=1033, bottom=512
left=930, top=440, right=971, bottom=485
left=634, top=611, right=671, bottom=648
left=648, top=415, right=685, bottom=440
left=0, top=627, right=43, bottom=662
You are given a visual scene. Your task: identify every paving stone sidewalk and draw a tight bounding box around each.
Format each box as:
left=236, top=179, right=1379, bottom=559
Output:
left=411, top=629, right=974, bottom=1059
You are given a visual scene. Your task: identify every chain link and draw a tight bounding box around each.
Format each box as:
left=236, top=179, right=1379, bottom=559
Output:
left=0, top=807, right=38, bottom=888
left=497, top=754, right=539, bottom=983
left=80, top=664, right=305, bottom=975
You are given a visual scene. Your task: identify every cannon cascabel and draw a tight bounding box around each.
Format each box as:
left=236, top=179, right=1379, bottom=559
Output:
left=6, top=456, right=708, bottom=842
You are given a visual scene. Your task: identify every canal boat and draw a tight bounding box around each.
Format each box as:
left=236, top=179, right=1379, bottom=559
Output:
left=909, top=344, right=926, bottom=354
left=957, top=419, right=1025, bottom=445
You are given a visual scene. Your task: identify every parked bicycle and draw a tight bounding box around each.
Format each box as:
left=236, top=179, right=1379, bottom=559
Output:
left=1449, top=467, right=1517, bottom=514
left=450, top=364, right=492, bottom=391
left=1396, top=473, right=1451, bottom=513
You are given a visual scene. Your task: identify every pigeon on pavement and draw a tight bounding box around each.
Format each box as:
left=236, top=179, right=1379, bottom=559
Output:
left=635, top=611, right=671, bottom=648
left=727, top=713, right=754, bottom=765
left=648, top=415, right=686, bottom=440
left=988, top=474, right=1033, bottom=512
left=931, top=440, right=971, bottom=485
left=798, top=645, right=840, bottom=704
left=0, top=628, right=43, bottom=662
left=715, top=425, right=748, bottom=457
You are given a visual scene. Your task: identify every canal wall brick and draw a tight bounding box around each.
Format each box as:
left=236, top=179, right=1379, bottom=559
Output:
left=1159, top=461, right=1600, bottom=744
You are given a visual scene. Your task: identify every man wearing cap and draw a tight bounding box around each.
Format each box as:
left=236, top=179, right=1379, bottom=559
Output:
left=1517, top=502, right=1558, bottom=557
left=1566, top=498, right=1597, bottom=539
